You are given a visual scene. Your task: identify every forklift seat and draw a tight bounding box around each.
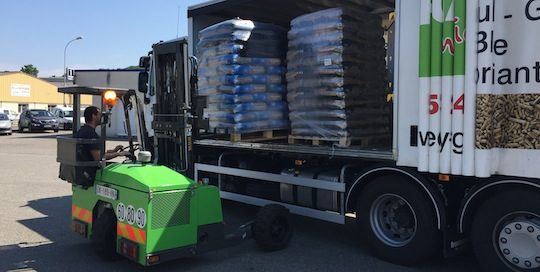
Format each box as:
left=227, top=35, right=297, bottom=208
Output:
left=57, top=136, right=101, bottom=187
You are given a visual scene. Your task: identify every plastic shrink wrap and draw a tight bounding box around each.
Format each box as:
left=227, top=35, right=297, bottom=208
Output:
left=286, top=8, right=391, bottom=143
left=197, top=19, right=289, bottom=134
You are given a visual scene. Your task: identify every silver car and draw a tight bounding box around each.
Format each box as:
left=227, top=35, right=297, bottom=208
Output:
left=0, top=113, right=12, bottom=135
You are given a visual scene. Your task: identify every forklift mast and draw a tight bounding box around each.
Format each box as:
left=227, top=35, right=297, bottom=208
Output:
left=150, top=38, right=193, bottom=175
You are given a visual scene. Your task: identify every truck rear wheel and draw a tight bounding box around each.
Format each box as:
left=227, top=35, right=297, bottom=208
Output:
left=356, top=176, right=440, bottom=265
left=252, top=204, right=292, bottom=251
left=472, top=190, right=540, bottom=272
left=91, top=209, right=120, bottom=261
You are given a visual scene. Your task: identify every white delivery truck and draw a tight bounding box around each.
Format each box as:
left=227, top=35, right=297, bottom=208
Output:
left=134, top=1, right=540, bottom=271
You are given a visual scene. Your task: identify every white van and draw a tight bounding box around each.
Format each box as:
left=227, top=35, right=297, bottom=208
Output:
left=50, top=106, right=86, bottom=130
left=0, top=108, right=17, bottom=121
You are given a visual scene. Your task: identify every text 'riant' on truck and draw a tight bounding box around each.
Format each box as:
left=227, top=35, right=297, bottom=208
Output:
left=134, top=0, right=540, bottom=271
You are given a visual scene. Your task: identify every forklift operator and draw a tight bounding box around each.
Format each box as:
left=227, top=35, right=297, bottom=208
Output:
left=76, top=106, right=131, bottom=161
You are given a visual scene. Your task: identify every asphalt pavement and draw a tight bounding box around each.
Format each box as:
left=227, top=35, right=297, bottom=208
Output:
left=0, top=130, right=480, bottom=272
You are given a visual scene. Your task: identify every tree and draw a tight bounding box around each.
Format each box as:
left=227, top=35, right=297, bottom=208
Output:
left=125, top=65, right=142, bottom=70
left=20, top=64, right=39, bottom=76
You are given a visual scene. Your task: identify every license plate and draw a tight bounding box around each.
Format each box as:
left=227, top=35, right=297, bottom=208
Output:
left=96, top=185, right=118, bottom=200
left=44, top=125, right=52, bottom=128
left=72, top=220, right=87, bottom=237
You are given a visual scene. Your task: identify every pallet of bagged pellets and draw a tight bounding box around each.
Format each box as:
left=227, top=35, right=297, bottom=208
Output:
left=286, top=8, right=391, bottom=147
left=197, top=18, right=290, bottom=136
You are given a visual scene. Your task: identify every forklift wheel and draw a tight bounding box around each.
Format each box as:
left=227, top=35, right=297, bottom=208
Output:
left=252, top=204, right=292, bottom=251
left=91, top=209, right=121, bottom=261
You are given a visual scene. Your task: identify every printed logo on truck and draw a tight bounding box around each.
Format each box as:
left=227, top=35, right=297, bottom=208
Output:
left=418, top=0, right=540, bottom=177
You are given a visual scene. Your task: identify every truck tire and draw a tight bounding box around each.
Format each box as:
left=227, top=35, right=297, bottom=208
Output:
left=471, top=190, right=540, bottom=272
left=91, top=209, right=120, bottom=261
left=252, top=204, right=292, bottom=251
left=356, top=175, right=440, bottom=265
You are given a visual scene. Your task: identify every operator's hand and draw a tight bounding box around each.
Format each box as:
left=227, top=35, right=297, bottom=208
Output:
left=113, top=145, right=124, bottom=152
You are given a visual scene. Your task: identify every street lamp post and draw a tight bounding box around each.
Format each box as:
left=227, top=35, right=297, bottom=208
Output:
left=63, top=36, right=83, bottom=106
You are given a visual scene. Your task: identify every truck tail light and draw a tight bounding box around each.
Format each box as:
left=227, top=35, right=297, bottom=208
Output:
left=119, top=239, right=138, bottom=261
left=147, top=255, right=160, bottom=265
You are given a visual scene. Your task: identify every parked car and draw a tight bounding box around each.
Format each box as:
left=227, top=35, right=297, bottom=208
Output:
left=50, top=106, right=74, bottom=130
left=0, top=108, right=17, bottom=121
left=18, top=109, right=59, bottom=132
left=0, top=113, right=12, bottom=135
left=50, top=106, right=87, bottom=130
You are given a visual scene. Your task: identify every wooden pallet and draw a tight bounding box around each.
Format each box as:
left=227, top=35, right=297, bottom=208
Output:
left=213, top=129, right=288, bottom=143
left=231, top=130, right=289, bottom=142
left=288, top=135, right=391, bottom=147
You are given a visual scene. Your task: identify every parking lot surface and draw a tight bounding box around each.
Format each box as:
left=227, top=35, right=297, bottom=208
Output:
left=0, top=131, right=479, bottom=271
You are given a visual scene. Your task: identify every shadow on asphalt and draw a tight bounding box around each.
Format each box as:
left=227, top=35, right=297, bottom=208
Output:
left=0, top=196, right=479, bottom=272
left=14, top=132, right=66, bottom=139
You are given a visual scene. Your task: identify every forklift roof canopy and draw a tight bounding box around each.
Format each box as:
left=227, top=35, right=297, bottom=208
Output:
left=58, top=86, right=130, bottom=96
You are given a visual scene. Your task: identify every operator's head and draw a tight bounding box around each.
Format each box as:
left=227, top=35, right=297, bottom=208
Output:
left=84, top=106, right=101, bottom=127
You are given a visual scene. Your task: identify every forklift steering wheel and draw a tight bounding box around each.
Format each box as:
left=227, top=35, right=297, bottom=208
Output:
left=121, top=144, right=140, bottom=152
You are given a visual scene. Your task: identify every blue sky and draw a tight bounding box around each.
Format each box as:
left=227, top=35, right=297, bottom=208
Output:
left=0, top=0, right=206, bottom=77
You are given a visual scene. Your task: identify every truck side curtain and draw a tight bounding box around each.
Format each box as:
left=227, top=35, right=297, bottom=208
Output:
left=418, top=0, right=540, bottom=178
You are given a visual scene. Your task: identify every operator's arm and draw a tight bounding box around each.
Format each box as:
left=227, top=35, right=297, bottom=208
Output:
left=90, top=149, right=101, bottom=161
left=90, top=149, right=130, bottom=161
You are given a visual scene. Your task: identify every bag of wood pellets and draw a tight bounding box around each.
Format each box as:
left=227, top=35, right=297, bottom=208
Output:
left=286, top=8, right=390, bottom=142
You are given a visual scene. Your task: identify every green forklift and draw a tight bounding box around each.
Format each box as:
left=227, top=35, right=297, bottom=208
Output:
left=56, top=86, right=292, bottom=266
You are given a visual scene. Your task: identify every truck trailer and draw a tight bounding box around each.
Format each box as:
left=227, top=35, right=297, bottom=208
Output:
left=136, top=0, right=540, bottom=271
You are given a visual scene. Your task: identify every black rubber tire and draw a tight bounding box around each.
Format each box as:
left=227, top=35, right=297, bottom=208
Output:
left=54, top=129, right=59, bottom=133
left=252, top=204, right=292, bottom=251
left=356, top=175, right=440, bottom=265
left=471, top=190, right=540, bottom=272
left=91, top=209, right=121, bottom=261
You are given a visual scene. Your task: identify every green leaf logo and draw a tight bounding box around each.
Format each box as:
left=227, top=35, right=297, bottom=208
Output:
left=429, top=0, right=456, bottom=23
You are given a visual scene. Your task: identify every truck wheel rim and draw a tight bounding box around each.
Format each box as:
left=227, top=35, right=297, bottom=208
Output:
left=370, top=194, right=417, bottom=247
left=495, top=212, right=540, bottom=270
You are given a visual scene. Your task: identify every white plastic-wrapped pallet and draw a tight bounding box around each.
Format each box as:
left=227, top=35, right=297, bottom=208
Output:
left=286, top=8, right=390, bottom=146
left=197, top=18, right=289, bottom=134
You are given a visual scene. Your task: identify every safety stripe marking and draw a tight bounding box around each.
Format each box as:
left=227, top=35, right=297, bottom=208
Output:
left=117, top=222, right=146, bottom=245
left=72, top=204, right=93, bottom=224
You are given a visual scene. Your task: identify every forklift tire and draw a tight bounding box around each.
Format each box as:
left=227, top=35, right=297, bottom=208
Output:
left=252, top=204, right=292, bottom=251
left=91, top=209, right=121, bottom=261
left=356, top=175, right=440, bottom=265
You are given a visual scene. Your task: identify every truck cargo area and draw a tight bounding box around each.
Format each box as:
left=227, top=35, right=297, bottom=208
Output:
left=189, top=0, right=396, bottom=160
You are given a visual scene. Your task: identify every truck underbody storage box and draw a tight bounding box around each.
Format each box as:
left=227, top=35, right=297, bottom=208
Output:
left=280, top=168, right=340, bottom=211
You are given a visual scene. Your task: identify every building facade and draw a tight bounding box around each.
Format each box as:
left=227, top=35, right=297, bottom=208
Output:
left=0, top=72, right=91, bottom=114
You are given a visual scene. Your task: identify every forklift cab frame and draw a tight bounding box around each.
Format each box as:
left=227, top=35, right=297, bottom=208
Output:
left=56, top=86, right=141, bottom=186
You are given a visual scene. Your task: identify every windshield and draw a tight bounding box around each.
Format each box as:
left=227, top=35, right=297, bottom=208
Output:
left=64, top=110, right=74, bottom=117
left=30, top=110, right=53, bottom=117
left=3, top=110, right=8, bottom=115
left=0, top=114, right=8, bottom=120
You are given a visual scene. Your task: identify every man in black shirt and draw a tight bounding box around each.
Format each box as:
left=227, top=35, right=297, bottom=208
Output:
left=76, top=106, right=130, bottom=161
